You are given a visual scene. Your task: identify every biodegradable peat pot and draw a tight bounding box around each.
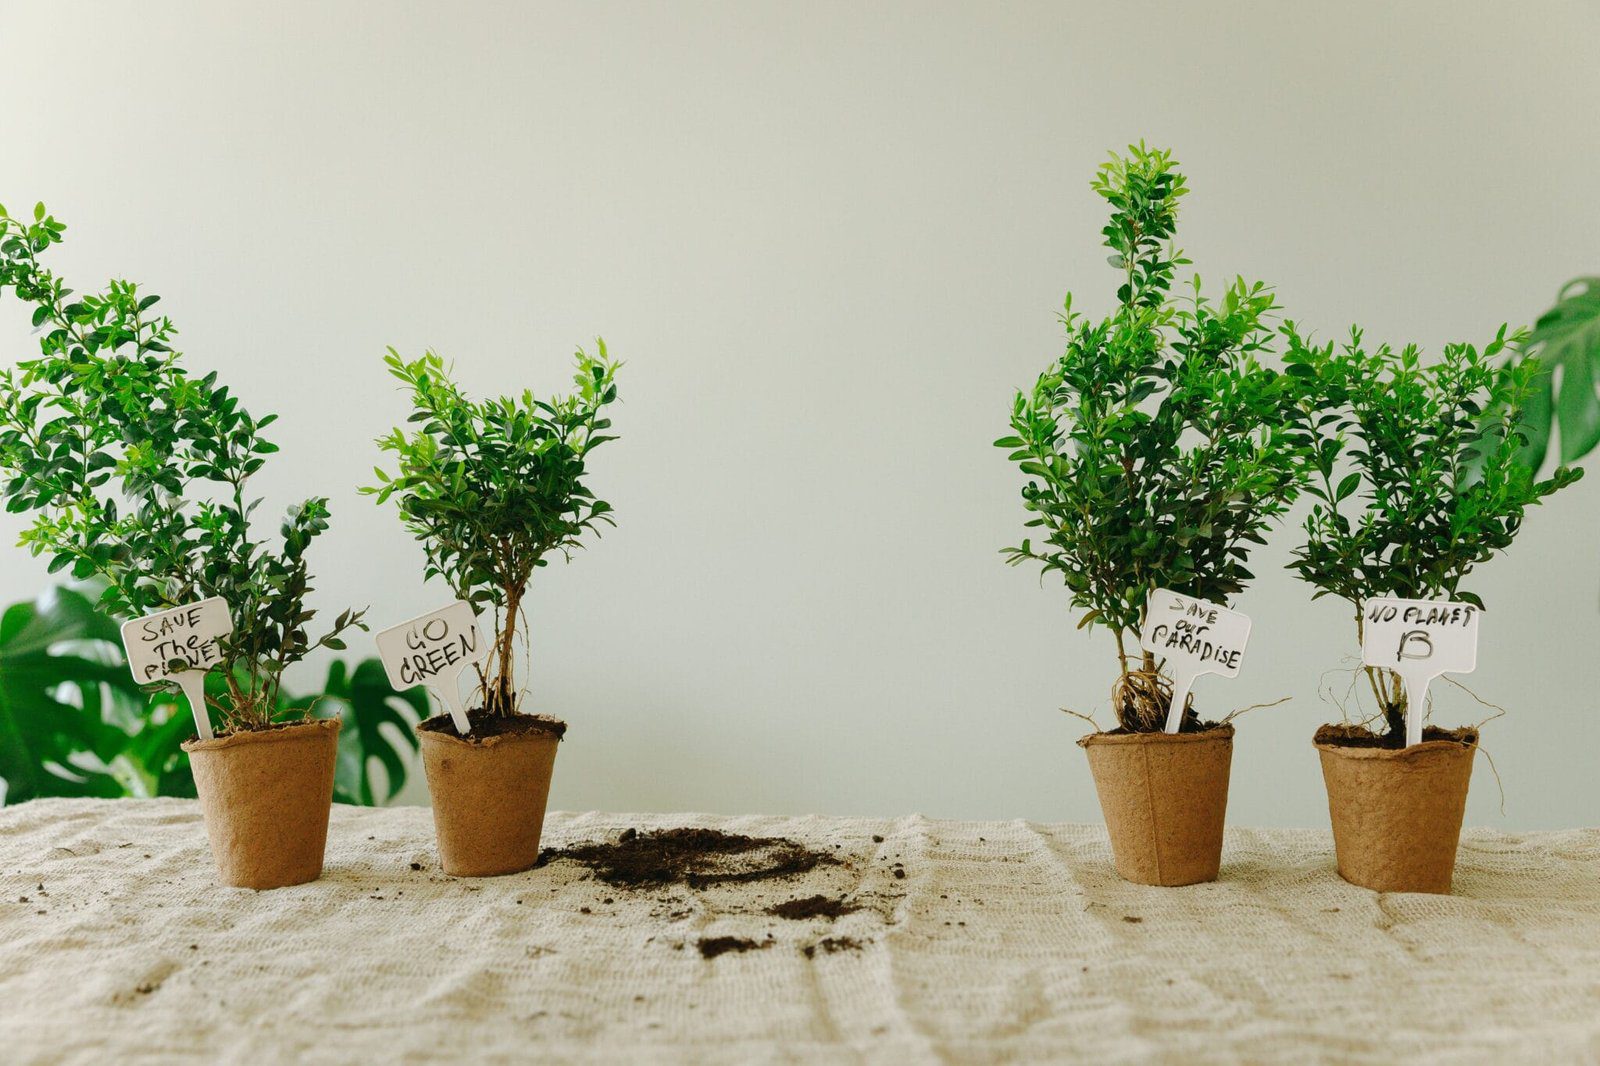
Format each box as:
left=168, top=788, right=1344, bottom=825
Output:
left=1078, top=723, right=1234, bottom=887
left=181, top=717, right=340, bottom=890
left=1315, top=724, right=1477, bottom=894
left=418, top=712, right=567, bottom=877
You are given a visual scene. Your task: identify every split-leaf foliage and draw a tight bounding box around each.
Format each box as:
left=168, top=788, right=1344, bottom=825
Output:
left=366, top=346, right=619, bottom=716
left=1285, top=324, right=1583, bottom=737
left=0, top=583, right=425, bottom=806
left=997, top=145, right=1311, bottom=732
left=0, top=203, right=365, bottom=732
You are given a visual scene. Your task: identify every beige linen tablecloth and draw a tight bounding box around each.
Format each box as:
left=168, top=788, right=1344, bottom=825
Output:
left=2, top=799, right=1598, bottom=1064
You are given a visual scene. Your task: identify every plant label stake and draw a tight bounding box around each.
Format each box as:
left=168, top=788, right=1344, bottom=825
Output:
left=1360, top=596, right=1479, bottom=748
left=1140, top=588, right=1252, bottom=734
left=375, top=601, right=484, bottom=735
left=120, top=597, right=233, bottom=742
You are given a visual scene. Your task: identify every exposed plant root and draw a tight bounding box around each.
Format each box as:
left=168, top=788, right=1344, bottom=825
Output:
left=1442, top=676, right=1509, bottom=732
left=1221, top=695, right=1291, bottom=724
left=1058, top=706, right=1102, bottom=733
left=1111, top=668, right=1174, bottom=732
left=1478, top=741, right=1508, bottom=816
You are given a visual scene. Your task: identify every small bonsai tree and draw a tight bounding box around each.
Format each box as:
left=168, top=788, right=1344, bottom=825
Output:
left=365, top=345, right=619, bottom=721
left=0, top=203, right=364, bottom=732
left=997, top=145, right=1311, bottom=732
left=1285, top=324, right=1583, bottom=740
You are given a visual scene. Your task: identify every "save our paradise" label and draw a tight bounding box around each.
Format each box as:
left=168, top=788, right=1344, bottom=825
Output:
left=375, top=601, right=484, bottom=735
left=1139, top=588, right=1252, bottom=733
left=119, top=597, right=233, bottom=741
left=1360, top=596, right=1479, bottom=747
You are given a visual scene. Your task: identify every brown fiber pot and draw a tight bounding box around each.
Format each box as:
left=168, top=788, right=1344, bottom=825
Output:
left=1079, top=723, right=1233, bottom=887
left=1315, top=725, right=1477, bottom=894
left=418, top=714, right=563, bottom=877
left=181, top=718, right=340, bottom=890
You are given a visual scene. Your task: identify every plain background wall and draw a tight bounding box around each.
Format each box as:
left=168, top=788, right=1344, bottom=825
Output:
left=2, top=1, right=1597, bottom=828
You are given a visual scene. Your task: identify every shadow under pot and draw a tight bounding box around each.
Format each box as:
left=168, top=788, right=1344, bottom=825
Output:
left=181, top=717, right=341, bottom=890
left=1314, top=724, right=1477, bottom=894
left=418, top=711, right=567, bottom=877
left=1079, top=723, right=1234, bottom=887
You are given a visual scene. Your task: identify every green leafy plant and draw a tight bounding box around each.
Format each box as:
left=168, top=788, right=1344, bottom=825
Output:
left=0, top=203, right=365, bottom=733
left=1503, top=277, right=1600, bottom=472
left=365, top=345, right=619, bottom=720
left=997, top=144, right=1311, bottom=732
left=1285, top=324, right=1583, bottom=738
left=0, top=583, right=426, bottom=806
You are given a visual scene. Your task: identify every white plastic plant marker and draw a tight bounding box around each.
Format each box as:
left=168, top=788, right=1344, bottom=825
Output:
left=1139, top=588, right=1252, bottom=734
left=1360, top=596, right=1479, bottom=748
left=375, top=601, right=484, bottom=735
left=120, top=597, right=233, bottom=742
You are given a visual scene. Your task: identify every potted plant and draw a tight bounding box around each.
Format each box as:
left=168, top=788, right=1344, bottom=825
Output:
left=366, top=344, right=619, bottom=876
left=0, top=203, right=364, bottom=888
left=1285, top=324, right=1582, bottom=893
left=997, top=145, right=1310, bottom=886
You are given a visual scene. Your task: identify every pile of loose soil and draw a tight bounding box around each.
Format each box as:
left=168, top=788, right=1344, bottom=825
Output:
left=697, top=936, right=772, bottom=960
left=1315, top=723, right=1478, bottom=750
left=767, top=895, right=861, bottom=920
left=419, top=711, right=568, bottom=742
left=536, top=827, right=841, bottom=889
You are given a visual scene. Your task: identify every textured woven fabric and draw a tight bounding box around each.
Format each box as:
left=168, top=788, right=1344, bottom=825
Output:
left=2, top=799, right=1598, bottom=1064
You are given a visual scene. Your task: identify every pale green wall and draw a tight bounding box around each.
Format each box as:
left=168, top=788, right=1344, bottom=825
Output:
left=2, top=0, right=1597, bottom=827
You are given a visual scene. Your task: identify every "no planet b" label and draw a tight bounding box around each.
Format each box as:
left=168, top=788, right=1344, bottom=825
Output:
left=1360, top=596, right=1479, bottom=748
left=375, top=601, right=484, bottom=734
left=1139, top=588, right=1252, bottom=734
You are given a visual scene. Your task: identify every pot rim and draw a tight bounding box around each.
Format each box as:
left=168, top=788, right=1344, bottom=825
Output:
left=181, top=716, right=341, bottom=754
left=1077, top=721, right=1234, bottom=749
left=1313, top=727, right=1478, bottom=763
left=417, top=711, right=567, bottom=749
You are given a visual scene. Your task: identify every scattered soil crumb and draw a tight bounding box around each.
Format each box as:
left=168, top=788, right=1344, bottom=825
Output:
left=767, top=895, right=861, bottom=920
left=1122, top=916, right=1143, bottom=924
left=871, top=835, right=884, bottom=844
left=538, top=828, right=842, bottom=889
left=409, top=862, right=422, bottom=871
left=803, top=937, right=865, bottom=958
left=697, top=936, right=772, bottom=960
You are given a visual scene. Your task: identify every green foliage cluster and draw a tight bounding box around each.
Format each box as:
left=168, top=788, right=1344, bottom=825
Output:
left=366, top=346, right=619, bottom=715
left=0, top=203, right=364, bottom=731
left=997, top=145, right=1311, bottom=730
left=1285, top=325, right=1583, bottom=735
left=0, top=584, right=425, bottom=806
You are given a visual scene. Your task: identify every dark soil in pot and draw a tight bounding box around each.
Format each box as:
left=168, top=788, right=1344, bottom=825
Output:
left=1079, top=722, right=1234, bottom=887
left=182, top=717, right=340, bottom=890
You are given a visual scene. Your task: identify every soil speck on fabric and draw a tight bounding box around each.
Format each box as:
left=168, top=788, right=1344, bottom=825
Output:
left=697, top=936, right=771, bottom=960
left=1122, top=915, right=1143, bottom=924
left=767, top=895, right=861, bottom=920
left=537, top=828, right=841, bottom=889
left=803, top=937, right=865, bottom=958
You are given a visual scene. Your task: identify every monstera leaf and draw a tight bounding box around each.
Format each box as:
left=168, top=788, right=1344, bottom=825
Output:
left=0, top=585, right=142, bottom=803
left=311, top=657, right=429, bottom=806
left=0, top=584, right=424, bottom=807
left=1514, top=277, right=1600, bottom=471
